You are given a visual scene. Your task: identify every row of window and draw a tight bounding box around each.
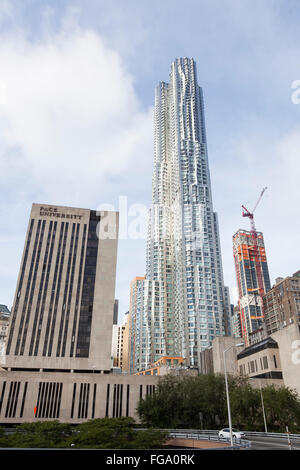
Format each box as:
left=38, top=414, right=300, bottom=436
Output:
left=239, top=353, right=278, bottom=375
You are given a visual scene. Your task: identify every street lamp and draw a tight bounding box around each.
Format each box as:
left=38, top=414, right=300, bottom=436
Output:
left=249, top=378, right=268, bottom=433
left=223, top=342, right=244, bottom=446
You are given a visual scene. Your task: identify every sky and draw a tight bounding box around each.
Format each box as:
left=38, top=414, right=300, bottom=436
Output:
left=0, top=0, right=300, bottom=323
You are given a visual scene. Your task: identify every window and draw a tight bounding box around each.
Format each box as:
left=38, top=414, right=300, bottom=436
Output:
left=262, top=356, right=268, bottom=370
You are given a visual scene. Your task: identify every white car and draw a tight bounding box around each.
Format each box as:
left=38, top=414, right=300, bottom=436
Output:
left=218, top=428, right=245, bottom=440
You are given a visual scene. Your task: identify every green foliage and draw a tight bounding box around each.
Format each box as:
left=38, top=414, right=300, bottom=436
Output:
left=137, top=374, right=300, bottom=432
left=260, top=385, right=300, bottom=433
left=0, top=425, right=10, bottom=448
left=64, top=417, right=167, bottom=449
left=137, top=374, right=228, bottom=429
left=5, top=421, right=73, bottom=448
left=0, top=418, right=168, bottom=449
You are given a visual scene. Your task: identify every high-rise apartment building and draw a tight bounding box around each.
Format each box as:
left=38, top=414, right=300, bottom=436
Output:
left=233, top=229, right=271, bottom=345
left=129, top=277, right=162, bottom=373
left=231, top=305, right=242, bottom=338
left=112, top=311, right=130, bottom=371
left=263, top=270, right=300, bottom=335
left=130, top=58, right=228, bottom=372
left=5, top=203, right=119, bottom=373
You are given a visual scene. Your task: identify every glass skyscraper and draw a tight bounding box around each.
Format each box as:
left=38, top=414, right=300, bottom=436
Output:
left=130, top=58, right=228, bottom=371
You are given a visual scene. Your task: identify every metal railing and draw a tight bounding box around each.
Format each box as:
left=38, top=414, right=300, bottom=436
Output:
left=160, top=429, right=252, bottom=450
left=243, top=431, right=300, bottom=440
left=162, top=428, right=300, bottom=441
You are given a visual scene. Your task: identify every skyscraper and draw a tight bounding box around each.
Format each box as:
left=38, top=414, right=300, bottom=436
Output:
left=130, top=58, right=228, bottom=371
left=233, top=229, right=271, bottom=345
left=5, top=203, right=119, bottom=372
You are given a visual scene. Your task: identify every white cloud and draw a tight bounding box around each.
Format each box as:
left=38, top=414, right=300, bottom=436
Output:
left=0, top=19, right=154, bottom=312
left=0, top=26, right=153, bottom=207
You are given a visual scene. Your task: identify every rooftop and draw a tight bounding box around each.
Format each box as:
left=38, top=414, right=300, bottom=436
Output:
left=237, top=336, right=278, bottom=360
left=0, top=305, right=10, bottom=314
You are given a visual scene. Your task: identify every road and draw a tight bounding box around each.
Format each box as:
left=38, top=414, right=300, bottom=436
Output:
left=247, top=435, right=300, bottom=450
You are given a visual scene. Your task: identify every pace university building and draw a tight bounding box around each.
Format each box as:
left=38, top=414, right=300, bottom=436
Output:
left=0, top=204, right=156, bottom=423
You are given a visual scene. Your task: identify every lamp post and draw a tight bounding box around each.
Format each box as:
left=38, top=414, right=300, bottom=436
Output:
left=259, top=382, right=268, bottom=433
left=249, top=378, right=268, bottom=433
left=223, top=342, right=244, bottom=446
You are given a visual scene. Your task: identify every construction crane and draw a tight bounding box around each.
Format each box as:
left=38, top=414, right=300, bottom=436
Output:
left=242, top=187, right=267, bottom=236
left=242, top=187, right=267, bottom=319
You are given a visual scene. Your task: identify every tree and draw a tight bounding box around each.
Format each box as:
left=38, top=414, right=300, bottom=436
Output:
left=0, top=425, right=9, bottom=448
left=4, top=421, right=73, bottom=448
left=0, top=418, right=167, bottom=449
left=260, top=385, right=300, bottom=433
left=137, top=374, right=228, bottom=429
left=64, top=418, right=168, bottom=449
left=137, top=375, right=186, bottom=428
left=137, top=374, right=300, bottom=432
left=229, top=378, right=261, bottom=431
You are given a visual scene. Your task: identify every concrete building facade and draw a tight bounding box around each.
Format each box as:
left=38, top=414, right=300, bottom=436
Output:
left=199, top=326, right=300, bottom=396
left=237, top=337, right=283, bottom=381
left=271, top=323, right=300, bottom=395
left=0, top=203, right=164, bottom=425
left=0, top=370, right=158, bottom=424
left=4, top=203, right=119, bottom=373
left=199, top=336, right=244, bottom=376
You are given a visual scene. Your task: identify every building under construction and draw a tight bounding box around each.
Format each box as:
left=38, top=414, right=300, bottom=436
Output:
left=233, top=229, right=271, bottom=345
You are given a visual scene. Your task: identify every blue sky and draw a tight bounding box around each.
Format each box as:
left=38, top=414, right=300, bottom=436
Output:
left=0, top=0, right=300, bottom=321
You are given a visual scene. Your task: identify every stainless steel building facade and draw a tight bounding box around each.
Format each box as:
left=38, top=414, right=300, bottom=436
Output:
left=130, top=58, right=228, bottom=372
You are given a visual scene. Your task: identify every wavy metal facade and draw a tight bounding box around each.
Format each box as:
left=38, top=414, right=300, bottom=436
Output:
left=130, top=58, right=228, bottom=372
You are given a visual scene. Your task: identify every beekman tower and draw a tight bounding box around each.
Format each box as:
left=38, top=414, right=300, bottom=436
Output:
left=130, top=58, right=228, bottom=372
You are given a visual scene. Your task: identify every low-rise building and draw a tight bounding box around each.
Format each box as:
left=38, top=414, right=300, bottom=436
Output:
left=134, top=356, right=196, bottom=377
left=236, top=322, right=300, bottom=394
left=199, top=322, right=300, bottom=396
left=237, top=337, right=283, bottom=381
left=0, top=369, right=158, bottom=424
left=199, top=336, right=244, bottom=375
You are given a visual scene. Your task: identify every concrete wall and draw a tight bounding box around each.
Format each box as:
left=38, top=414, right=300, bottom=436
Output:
left=0, top=370, right=158, bottom=424
left=272, top=323, right=300, bottom=395
left=212, top=336, right=244, bottom=375
left=237, top=343, right=283, bottom=383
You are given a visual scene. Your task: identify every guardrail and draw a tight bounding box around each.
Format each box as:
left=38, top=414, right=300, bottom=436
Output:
left=167, top=431, right=251, bottom=450
left=194, top=429, right=300, bottom=440
left=244, top=431, right=300, bottom=440
left=161, top=429, right=300, bottom=441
